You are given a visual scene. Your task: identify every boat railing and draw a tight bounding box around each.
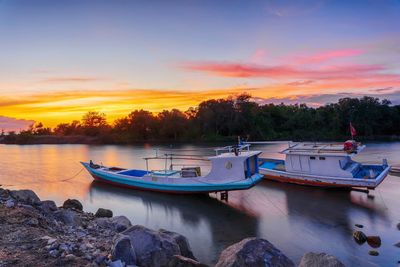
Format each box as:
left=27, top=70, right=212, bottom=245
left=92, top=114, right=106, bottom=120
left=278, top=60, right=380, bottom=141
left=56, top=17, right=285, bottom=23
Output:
left=214, top=144, right=251, bottom=156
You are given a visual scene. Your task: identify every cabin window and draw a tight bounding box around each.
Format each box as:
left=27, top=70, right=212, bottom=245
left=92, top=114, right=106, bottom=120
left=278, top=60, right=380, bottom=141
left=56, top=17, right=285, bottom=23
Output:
left=310, top=156, right=316, bottom=160
left=319, top=157, right=326, bottom=160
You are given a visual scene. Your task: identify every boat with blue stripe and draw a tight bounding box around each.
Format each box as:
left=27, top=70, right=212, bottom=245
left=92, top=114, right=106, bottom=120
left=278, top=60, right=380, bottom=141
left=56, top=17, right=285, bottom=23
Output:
left=81, top=145, right=263, bottom=194
left=245, top=140, right=391, bottom=189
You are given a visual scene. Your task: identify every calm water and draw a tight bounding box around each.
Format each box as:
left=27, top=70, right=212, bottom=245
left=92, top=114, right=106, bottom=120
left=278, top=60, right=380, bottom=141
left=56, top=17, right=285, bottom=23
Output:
left=1, top=143, right=400, bottom=266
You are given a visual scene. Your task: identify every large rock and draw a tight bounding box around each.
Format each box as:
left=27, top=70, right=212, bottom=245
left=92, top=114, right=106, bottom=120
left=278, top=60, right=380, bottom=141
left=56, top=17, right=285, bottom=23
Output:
left=111, top=235, right=137, bottom=265
left=62, top=199, right=83, bottom=211
left=215, top=237, right=294, bottom=267
left=299, top=252, right=345, bottom=267
left=54, top=210, right=82, bottom=226
left=120, top=225, right=197, bottom=267
left=95, top=216, right=132, bottom=232
left=95, top=208, right=113, bottom=218
left=10, top=189, right=40, bottom=205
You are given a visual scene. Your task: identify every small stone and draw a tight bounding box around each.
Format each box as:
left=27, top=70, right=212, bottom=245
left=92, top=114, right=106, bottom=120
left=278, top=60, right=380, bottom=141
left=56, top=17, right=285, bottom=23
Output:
left=368, top=250, right=379, bottom=256
left=95, top=208, right=113, bottom=218
left=299, top=252, right=345, bottom=267
left=355, top=224, right=364, bottom=228
left=367, top=236, right=381, bottom=248
left=47, top=238, right=57, bottom=245
left=26, top=218, right=39, bottom=227
left=394, top=242, right=400, bottom=248
left=65, top=254, right=76, bottom=261
left=397, top=223, right=400, bottom=230
left=59, top=243, right=70, bottom=252
left=62, top=199, right=83, bottom=211
left=5, top=199, right=14, bottom=208
left=353, top=231, right=367, bottom=244
left=49, top=249, right=60, bottom=258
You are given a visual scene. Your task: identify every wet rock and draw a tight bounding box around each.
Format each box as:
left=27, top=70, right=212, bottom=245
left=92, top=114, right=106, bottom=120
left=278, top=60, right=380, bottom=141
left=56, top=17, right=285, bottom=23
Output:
left=160, top=229, right=196, bottom=259
left=397, top=223, right=400, bottom=230
left=368, top=250, right=379, bottom=256
left=54, top=209, right=82, bottom=226
left=111, top=235, right=136, bottom=265
left=95, top=216, right=132, bottom=232
left=215, top=237, right=294, bottom=267
left=5, top=199, right=15, bottom=208
left=39, top=200, right=58, bottom=214
left=10, top=189, right=40, bottom=205
left=353, top=231, right=367, bottom=244
left=95, top=208, right=113, bottom=218
left=121, top=225, right=197, bottom=267
left=299, top=252, right=345, bottom=267
left=367, top=236, right=381, bottom=248
left=355, top=224, right=364, bottom=228
left=394, top=242, right=400, bottom=248
left=168, top=255, right=208, bottom=267
left=62, top=199, right=83, bottom=211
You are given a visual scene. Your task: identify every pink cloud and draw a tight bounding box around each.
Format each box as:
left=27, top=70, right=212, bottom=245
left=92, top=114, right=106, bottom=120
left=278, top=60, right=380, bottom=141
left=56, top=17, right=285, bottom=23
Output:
left=250, top=49, right=267, bottom=64
left=291, top=49, right=364, bottom=65
left=0, top=116, right=34, bottom=133
left=182, top=61, right=386, bottom=80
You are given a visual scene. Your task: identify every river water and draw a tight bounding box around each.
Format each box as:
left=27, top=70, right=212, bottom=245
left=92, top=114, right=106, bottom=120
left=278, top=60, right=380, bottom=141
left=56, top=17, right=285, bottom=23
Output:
left=0, top=142, right=399, bottom=266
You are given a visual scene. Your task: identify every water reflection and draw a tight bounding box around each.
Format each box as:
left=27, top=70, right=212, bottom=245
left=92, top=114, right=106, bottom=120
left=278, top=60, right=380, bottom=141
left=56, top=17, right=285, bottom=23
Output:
left=88, top=181, right=259, bottom=263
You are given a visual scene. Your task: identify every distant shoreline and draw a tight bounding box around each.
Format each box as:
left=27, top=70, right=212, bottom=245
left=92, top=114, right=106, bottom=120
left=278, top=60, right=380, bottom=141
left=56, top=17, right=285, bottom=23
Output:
left=1, top=134, right=400, bottom=145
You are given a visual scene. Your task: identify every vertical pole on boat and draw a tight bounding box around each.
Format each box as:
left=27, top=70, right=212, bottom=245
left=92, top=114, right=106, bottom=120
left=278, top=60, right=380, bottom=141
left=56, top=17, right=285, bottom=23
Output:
left=145, top=158, right=149, bottom=173
left=246, top=158, right=251, bottom=178
left=255, top=155, right=259, bottom=173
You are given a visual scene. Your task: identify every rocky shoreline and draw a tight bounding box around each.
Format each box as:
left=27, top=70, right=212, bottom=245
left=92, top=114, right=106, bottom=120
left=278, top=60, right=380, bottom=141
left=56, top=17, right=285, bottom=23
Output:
left=0, top=187, right=346, bottom=267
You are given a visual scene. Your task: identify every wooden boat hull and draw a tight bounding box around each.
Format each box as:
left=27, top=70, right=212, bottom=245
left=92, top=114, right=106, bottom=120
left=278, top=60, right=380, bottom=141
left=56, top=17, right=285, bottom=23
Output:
left=260, top=165, right=390, bottom=189
left=82, top=162, right=264, bottom=194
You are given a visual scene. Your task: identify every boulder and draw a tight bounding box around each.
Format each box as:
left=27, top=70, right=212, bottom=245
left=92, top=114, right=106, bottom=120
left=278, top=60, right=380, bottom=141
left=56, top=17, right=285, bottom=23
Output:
left=159, top=229, right=196, bottom=259
left=62, top=199, right=83, bottom=211
left=95, top=216, right=132, bottom=232
left=353, top=231, right=367, bottom=244
left=111, top=235, right=137, bottom=265
left=299, top=252, right=345, bottom=267
left=54, top=210, right=82, bottom=226
left=120, top=225, right=197, bottom=267
left=168, top=255, right=208, bottom=267
left=215, top=237, right=294, bottom=267
left=10, top=189, right=40, bottom=205
left=95, top=208, right=113, bottom=218
left=367, top=236, right=381, bottom=248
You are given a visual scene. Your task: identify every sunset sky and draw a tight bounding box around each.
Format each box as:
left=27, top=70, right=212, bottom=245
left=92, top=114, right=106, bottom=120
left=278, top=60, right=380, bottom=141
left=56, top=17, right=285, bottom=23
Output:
left=1, top=0, right=400, bottom=131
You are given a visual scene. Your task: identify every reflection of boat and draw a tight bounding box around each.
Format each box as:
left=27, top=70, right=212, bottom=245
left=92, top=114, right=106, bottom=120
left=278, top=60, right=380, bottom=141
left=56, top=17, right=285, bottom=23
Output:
left=247, top=141, right=390, bottom=189
left=389, top=165, right=400, bottom=176
left=82, top=145, right=263, bottom=194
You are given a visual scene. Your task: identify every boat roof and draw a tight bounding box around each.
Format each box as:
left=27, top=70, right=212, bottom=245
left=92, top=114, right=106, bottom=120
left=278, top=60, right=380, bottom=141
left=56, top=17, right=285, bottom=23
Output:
left=209, top=150, right=261, bottom=159
left=281, top=142, right=365, bottom=157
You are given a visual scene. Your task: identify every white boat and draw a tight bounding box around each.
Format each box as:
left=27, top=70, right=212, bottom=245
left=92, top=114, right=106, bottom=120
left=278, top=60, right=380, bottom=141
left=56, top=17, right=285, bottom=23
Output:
left=82, top=145, right=263, bottom=194
left=248, top=141, right=390, bottom=189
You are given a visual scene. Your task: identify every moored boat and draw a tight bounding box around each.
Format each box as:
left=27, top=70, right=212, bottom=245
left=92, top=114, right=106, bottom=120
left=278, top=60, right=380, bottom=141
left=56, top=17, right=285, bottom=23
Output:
left=248, top=140, right=390, bottom=189
left=81, top=145, right=263, bottom=194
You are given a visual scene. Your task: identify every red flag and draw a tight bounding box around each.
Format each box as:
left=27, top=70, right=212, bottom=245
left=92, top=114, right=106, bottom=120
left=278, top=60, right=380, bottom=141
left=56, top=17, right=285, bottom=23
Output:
left=350, top=122, right=357, bottom=137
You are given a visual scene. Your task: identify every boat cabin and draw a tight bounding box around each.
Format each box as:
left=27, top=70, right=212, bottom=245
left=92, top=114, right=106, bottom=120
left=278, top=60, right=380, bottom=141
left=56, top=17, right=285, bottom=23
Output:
left=282, top=142, right=366, bottom=178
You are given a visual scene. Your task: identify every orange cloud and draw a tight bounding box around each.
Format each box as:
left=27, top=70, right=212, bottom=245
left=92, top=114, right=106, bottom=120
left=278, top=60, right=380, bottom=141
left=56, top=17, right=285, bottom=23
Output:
left=42, top=77, right=101, bottom=83
left=289, top=49, right=364, bottom=64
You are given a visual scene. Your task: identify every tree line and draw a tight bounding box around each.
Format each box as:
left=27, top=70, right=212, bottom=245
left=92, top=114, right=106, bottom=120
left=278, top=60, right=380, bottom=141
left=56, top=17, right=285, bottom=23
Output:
left=2, top=94, right=400, bottom=144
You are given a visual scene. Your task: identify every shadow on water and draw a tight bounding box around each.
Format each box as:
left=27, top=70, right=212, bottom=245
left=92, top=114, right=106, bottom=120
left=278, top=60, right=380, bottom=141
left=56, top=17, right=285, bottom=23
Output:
left=88, top=181, right=259, bottom=263
left=254, top=180, right=390, bottom=266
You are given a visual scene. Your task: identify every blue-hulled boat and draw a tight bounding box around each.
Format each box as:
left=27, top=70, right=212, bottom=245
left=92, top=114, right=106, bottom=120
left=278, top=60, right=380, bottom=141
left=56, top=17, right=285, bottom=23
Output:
left=81, top=145, right=263, bottom=194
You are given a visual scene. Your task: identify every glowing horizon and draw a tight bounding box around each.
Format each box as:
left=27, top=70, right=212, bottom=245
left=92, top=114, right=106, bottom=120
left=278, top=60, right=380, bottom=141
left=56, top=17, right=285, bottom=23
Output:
left=0, top=0, right=399, bottom=130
